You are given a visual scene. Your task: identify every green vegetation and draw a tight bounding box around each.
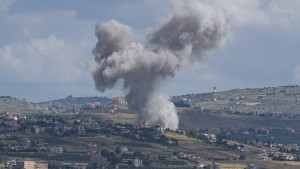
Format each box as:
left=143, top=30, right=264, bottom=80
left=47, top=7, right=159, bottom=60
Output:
left=0, top=96, right=44, bottom=114
left=173, top=85, right=300, bottom=115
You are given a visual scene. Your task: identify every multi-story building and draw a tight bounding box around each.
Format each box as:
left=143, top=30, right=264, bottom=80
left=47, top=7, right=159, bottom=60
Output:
left=50, top=146, right=63, bottom=155
left=21, top=137, right=31, bottom=149
left=133, top=159, right=142, bottom=168
left=112, top=97, right=127, bottom=106
left=24, top=161, right=48, bottom=169
left=35, top=163, right=48, bottom=169
left=24, top=161, right=36, bottom=169
left=78, top=125, right=86, bottom=136
left=90, top=153, right=107, bottom=168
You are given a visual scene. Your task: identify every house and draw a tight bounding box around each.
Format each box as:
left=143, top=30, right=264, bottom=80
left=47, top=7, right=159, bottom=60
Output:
left=178, top=130, right=186, bottom=135
left=284, top=155, right=295, bottom=161
left=155, top=126, right=164, bottom=133
left=237, top=146, right=248, bottom=152
left=203, top=134, right=216, bottom=143
left=24, top=161, right=48, bottom=169
left=35, top=139, right=45, bottom=147
left=167, top=155, right=178, bottom=161
left=208, top=162, right=219, bottom=169
left=35, top=163, right=48, bottom=169
left=24, top=161, right=35, bottom=169
left=257, top=153, right=268, bottom=160
left=247, top=163, right=260, bottom=169
left=115, top=146, right=128, bottom=154
left=7, top=118, right=19, bottom=131
left=121, top=158, right=132, bottom=164
left=32, top=126, right=40, bottom=134
left=88, top=142, right=97, bottom=148
left=6, top=160, right=16, bottom=168
left=167, top=138, right=175, bottom=144
left=119, top=146, right=128, bottom=153
left=287, top=144, right=299, bottom=151
left=78, top=125, right=86, bottom=136
left=90, top=152, right=107, bottom=168
left=50, top=146, right=63, bottom=155
left=112, top=97, right=127, bottom=106
left=104, top=119, right=114, bottom=124
left=120, top=128, right=130, bottom=134
left=133, top=159, right=142, bottom=168
left=147, top=154, right=159, bottom=161
left=197, top=160, right=205, bottom=168
left=178, top=152, right=185, bottom=159
left=35, top=139, right=47, bottom=151
left=21, top=137, right=31, bottom=149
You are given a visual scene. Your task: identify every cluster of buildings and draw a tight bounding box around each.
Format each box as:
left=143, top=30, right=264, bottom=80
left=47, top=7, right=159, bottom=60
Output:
left=89, top=151, right=143, bottom=168
left=88, top=149, right=204, bottom=169
left=1, top=102, right=300, bottom=169
left=254, top=143, right=299, bottom=161
left=0, top=160, right=48, bottom=169
left=111, top=97, right=127, bottom=106
left=0, top=131, right=64, bottom=155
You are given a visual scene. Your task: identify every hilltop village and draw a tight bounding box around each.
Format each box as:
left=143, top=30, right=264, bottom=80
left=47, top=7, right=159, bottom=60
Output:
left=1, top=85, right=300, bottom=169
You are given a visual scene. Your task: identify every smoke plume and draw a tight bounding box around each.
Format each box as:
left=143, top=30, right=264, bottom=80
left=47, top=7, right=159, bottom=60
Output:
left=89, top=1, right=229, bottom=129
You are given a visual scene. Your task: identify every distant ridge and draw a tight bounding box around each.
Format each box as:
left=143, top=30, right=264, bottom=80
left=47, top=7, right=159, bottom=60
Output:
left=2, top=85, right=300, bottom=114
left=37, top=95, right=111, bottom=105
left=173, top=85, right=300, bottom=114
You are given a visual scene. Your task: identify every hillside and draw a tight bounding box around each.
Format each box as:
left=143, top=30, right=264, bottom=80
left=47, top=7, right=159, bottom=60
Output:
left=37, top=95, right=111, bottom=105
left=173, top=85, right=300, bottom=115
left=0, top=96, right=44, bottom=114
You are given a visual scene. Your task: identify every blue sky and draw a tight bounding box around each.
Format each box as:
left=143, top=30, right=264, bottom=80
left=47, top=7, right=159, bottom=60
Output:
left=1, top=0, right=300, bottom=102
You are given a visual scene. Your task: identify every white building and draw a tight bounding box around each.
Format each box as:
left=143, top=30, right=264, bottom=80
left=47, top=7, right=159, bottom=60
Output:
left=35, top=163, right=48, bottom=169
left=24, top=161, right=36, bottom=169
left=24, top=161, right=48, bottom=169
left=6, top=160, right=17, bottom=168
left=133, top=159, right=142, bottom=168
left=21, top=138, right=31, bottom=148
left=78, top=125, right=86, bottom=136
left=50, top=146, right=63, bottom=154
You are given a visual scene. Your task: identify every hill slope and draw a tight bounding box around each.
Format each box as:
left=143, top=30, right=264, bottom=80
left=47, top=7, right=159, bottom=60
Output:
left=0, top=96, right=43, bottom=114
left=173, top=85, right=300, bottom=115
left=38, top=95, right=111, bottom=105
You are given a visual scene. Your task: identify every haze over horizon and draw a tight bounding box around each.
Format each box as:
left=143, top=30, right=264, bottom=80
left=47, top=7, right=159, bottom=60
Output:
left=1, top=0, right=300, bottom=102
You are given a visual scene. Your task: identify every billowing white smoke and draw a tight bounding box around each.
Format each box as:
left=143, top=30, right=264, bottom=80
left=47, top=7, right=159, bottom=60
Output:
left=89, top=1, right=230, bottom=129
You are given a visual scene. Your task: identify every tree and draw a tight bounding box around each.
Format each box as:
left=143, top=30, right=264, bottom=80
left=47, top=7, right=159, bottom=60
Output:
left=239, top=154, right=246, bottom=160
left=115, top=146, right=122, bottom=154
left=133, top=151, right=144, bottom=158
left=101, top=150, right=118, bottom=165
left=101, top=149, right=110, bottom=157
left=187, top=130, right=197, bottom=138
left=108, top=152, right=118, bottom=165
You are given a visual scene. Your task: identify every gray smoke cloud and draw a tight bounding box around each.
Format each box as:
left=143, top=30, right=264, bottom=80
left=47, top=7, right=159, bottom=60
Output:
left=89, top=1, right=230, bottom=129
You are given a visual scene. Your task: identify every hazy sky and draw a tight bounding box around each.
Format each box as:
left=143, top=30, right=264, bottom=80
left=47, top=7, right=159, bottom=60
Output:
left=1, top=0, right=300, bottom=102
